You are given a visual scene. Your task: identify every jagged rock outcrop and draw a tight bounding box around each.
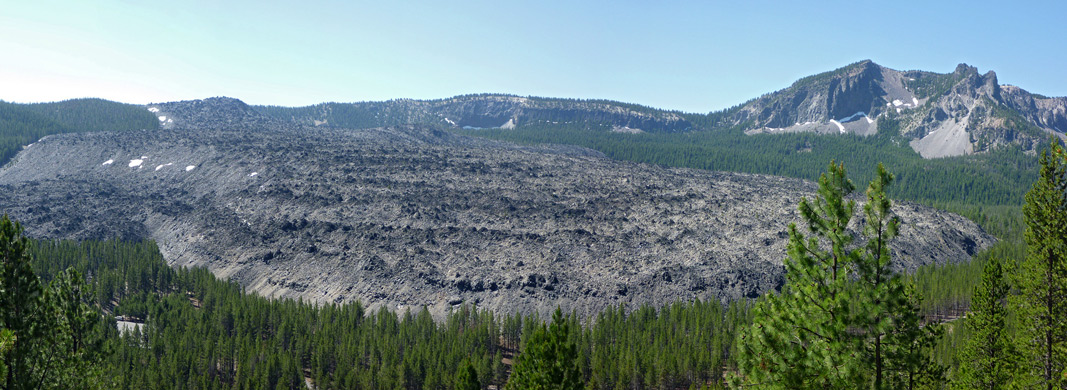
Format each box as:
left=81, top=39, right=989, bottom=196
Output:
left=731, top=61, right=1065, bottom=158
left=734, top=60, right=906, bottom=136
left=1000, top=85, right=1067, bottom=135
left=0, top=98, right=994, bottom=318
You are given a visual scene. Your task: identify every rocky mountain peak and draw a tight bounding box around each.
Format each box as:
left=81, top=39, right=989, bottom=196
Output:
left=954, top=63, right=979, bottom=76
left=736, top=61, right=1063, bottom=158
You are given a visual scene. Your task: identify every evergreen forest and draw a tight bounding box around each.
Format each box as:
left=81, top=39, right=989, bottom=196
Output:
left=1, top=99, right=1065, bottom=388
left=0, top=99, right=159, bottom=166
left=458, top=120, right=1042, bottom=209
left=3, top=144, right=1065, bottom=388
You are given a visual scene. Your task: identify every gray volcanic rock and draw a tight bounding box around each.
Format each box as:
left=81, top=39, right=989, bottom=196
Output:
left=0, top=98, right=994, bottom=318
left=732, top=61, right=1066, bottom=158
left=734, top=60, right=907, bottom=135
left=256, top=94, right=694, bottom=133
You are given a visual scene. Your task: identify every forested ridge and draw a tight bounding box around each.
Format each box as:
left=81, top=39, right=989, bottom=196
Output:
left=459, top=119, right=1043, bottom=208
left=256, top=94, right=694, bottom=133
left=0, top=99, right=158, bottom=166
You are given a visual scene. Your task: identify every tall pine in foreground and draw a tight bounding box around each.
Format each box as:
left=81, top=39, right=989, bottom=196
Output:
left=732, top=162, right=863, bottom=389
left=956, top=255, right=1017, bottom=389
left=1015, top=141, right=1067, bottom=390
left=856, top=164, right=942, bottom=389
left=0, top=215, right=108, bottom=390
left=731, top=162, right=941, bottom=389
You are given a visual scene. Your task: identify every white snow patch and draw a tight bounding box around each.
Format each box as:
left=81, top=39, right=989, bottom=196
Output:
left=158, top=116, right=167, bottom=122
left=892, top=99, right=903, bottom=107
left=102, top=159, right=114, bottom=166
left=912, top=97, right=919, bottom=105
left=155, top=164, right=164, bottom=171
left=444, top=117, right=456, bottom=126
left=829, top=119, right=846, bottom=133
left=148, top=107, right=160, bottom=113
left=185, top=165, right=196, bottom=172
left=249, top=172, right=258, bottom=177
left=866, top=115, right=874, bottom=124
left=896, top=108, right=902, bottom=113
left=128, top=159, right=143, bottom=168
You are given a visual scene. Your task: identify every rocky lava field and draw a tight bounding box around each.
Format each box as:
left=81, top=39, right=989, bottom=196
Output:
left=0, top=98, right=994, bottom=317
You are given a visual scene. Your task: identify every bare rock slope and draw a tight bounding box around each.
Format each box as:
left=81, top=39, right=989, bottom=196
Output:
left=0, top=98, right=994, bottom=317
left=732, top=61, right=1067, bottom=158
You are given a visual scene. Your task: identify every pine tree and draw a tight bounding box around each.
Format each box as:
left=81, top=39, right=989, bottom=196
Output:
left=0, top=215, right=109, bottom=390
left=732, top=162, right=942, bottom=389
left=956, top=256, right=1017, bottom=390
left=506, top=308, right=583, bottom=390
left=456, top=360, right=481, bottom=390
left=0, top=215, right=48, bottom=390
left=855, top=163, right=902, bottom=389
left=732, top=161, right=864, bottom=389
left=1015, top=141, right=1067, bottom=390
left=854, top=164, right=943, bottom=390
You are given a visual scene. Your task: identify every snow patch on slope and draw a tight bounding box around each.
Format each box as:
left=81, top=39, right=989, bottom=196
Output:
left=837, top=112, right=869, bottom=123
left=829, top=119, right=846, bottom=133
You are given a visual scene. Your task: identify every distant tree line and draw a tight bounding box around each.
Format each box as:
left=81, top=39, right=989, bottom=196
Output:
left=0, top=99, right=158, bottom=166
left=461, top=120, right=1043, bottom=208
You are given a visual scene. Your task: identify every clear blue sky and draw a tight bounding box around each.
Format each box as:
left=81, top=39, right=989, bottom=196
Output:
left=2, top=0, right=1064, bottom=113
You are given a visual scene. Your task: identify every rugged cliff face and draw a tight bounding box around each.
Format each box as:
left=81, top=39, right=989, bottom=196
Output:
left=1000, top=85, right=1067, bottom=137
left=0, top=98, right=994, bottom=318
left=732, top=61, right=1065, bottom=158
left=733, top=60, right=908, bottom=136
left=251, top=61, right=1066, bottom=159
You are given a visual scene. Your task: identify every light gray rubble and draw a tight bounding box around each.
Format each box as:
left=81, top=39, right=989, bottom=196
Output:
left=0, top=98, right=995, bottom=318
